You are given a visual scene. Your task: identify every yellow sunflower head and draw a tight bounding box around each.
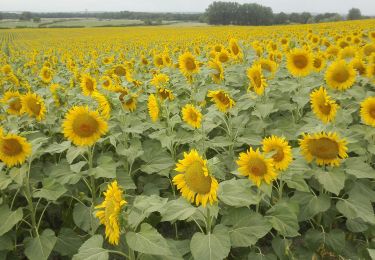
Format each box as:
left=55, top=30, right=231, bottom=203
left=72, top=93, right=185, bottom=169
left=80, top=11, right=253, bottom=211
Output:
left=153, top=54, right=164, bottom=67
left=0, top=134, right=32, bottom=167
left=62, top=106, right=108, bottom=146
left=325, top=59, right=356, bottom=90
left=229, top=38, right=242, bottom=60
left=147, top=94, right=159, bottom=122
left=262, top=136, right=292, bottom=171
left=286, top=48, right=313, bottom=77
left=247, top=64, right=267, bottom=96
left=112, top=64, right=127, bottom=77
left=122, top=94, right=138, bottom=112
left=216, top=49, right=231, bottom=63
left=299, top=132, right=348, bottom=167
left=236, top=147, right=277, bottom=187
left=208, top=59, right=224, bottom=83
left=2, top=91, right=23, bottom=115
left=20, top=92, right=46, bottom=121
left=151, top=73, right=170, bottom=87
left=1, top=64, right=13, bottom=75
left=92, top=91, right=111, bottom=119
left=157, top=87, right=174, bottom=101
left=360, top=97, right=375, bottom=127
left=312, top=53, right=326, bottom=72
left=39, top=66, right=53, bottom=84
left=310, top=86, right=339, bottom=123
left=80, top=74, right=97, bottom=96
left=95, top=180, right=126, bottom=245
left=207, top=90, right=235, bottom=113
left=350, top=57, right=367, bottom=76
left=100, top=76, right=113, bottom=90
left=173, top=149, right=218, bottom=207
left=366, top=62, right=375, bottom=81
left=254, top=58, right=278, bottom=78
left=182, top=104, right=202, bottom=129
left=178, top=52, right=200, bottom=77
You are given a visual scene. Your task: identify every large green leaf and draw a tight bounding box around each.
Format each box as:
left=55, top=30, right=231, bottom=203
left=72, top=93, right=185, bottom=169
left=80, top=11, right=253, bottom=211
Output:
left=315, top=169, right=345, bottom=195
left=126, top=223, right=172, bottom=256
left=222, top=208, right=271, bottom=247
left=290, top=192, right=330, bottom=221
left=33, top=180, right=67, bottom=201
left=344, top=157, right=375, bottom=179
left=336, top=193, right=375, bottom=224
left=0, top=205, right=23, bottom=236
left=73, top=203, right=100, bottom=233
left=24, top=229, right=57, bottom=260
left=161, top=198, right=197, bottom=222
left=190, top=225, right=231, bottom=260
left=54, top=228, right=83, bottom=257
left=72, top=235, right=108, bottom=260
left=266, top=200, right=300, bottom=237
left=218, top=178, right=260, bottom=207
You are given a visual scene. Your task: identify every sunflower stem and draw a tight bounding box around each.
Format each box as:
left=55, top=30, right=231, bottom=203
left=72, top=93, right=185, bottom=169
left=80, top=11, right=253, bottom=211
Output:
left=205, top=207, right=212, bottom=234
left=87, top=147, right=96, bottom=204
left=24, top=160, right=38, bottom=237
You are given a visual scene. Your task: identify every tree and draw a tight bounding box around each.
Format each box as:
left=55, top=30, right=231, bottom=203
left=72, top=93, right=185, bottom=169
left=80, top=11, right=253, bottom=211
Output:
left=0, top=12, right=3, bottom=21
left=347, top=8, right=362, bottom=20
left=19, top=12, right=32, bottom=21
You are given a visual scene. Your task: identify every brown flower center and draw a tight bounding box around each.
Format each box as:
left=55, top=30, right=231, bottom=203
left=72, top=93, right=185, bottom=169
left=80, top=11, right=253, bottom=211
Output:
left=249, top=158, right=267, bottom=176
left=293, top=54, right=308, bottom=69
left=332, top=67, right=349, bottom=83
left=73, top=114, right=99, bottom=137
left=184, top=57, right=196, bottom=71
left=184, top=161, right=211, bottom=194
left=27, top=98, right=41, bottom=116
left=1, top=138, right=22, bottom=156
left=308, top=137, right=339, bottom=159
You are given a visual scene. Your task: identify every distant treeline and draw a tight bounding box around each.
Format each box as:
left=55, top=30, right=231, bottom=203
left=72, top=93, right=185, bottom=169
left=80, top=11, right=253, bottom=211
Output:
left=205, top=2, right=369, bottom=25
left=0, top=11, right=202, bottom=22
left=0, top=3, right=370, bottom=26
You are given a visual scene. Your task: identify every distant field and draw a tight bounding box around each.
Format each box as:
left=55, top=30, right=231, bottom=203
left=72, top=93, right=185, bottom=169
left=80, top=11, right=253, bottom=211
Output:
left=0, top=18, right=206, bottom=28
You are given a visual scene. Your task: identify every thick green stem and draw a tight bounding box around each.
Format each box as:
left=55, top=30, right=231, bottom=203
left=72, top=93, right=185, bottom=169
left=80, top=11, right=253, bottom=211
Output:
left=87, top=147, right=96, bottom=203
left=205, top=207, right=212, bottom=234
left=24, top=162, right=38, bottom=237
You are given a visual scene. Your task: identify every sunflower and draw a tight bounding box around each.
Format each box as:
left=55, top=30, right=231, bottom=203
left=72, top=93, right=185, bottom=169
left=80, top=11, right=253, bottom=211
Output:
left=157, top=87, right=174, bottom=101
left=299, top=132, right=348, bottom=167
left=151, top=73, right=169, bottom=87
left=362, top=43, right=375, bottom=57
left=80, top=74, right=97, bottom=96
left=140, top=55, right=149, bottom=66
left=207, top=90, right=235, bottom=112
left=1, top=64, right=12, bottom=75
left=62, top=106, right=108, bottom=146
left=39, top=66, right=53, bottom=84
left=92, top=92, right=111, bottom=119
left=247, top=64, right=267, bottom=96
left=310, top=87, right=338, bottom=123
left=360, top=97, right=375, bottom=127
left=254, top=58, right=278, bottom=78
left=216, top=49, right=230, bottom=63
left=262, top=136, right=292, bottom=171
left=182, top=104, right=202, bottom=128
left=147, top=94, right=159, bottom=122
left=325, top=60, right=356, bottom=90
left=366, top=62, right=375, bottom=81
left=339, top=46, right=357, bottom=61
left=95, top=181, right=126, bottom=245
left=173, top=150, right=218, bottom=207
left=179, top=52, right=199, bottom=77
left=208, top=59, right=224, bottom=83
left=236, top=147, right=277, bottom=187
left=229, top=38, right=242, bottom=60
left=312, top=53, right=326, bottom=72
left=100, top=76, right=113, bottom=90
left=21, top=92, right=46, bottom=121
left=286, top=48, right=313, bottom=77
left=153, top=54, right=164, bottom=67
left=112, top=64, right=127, bottom=77
left=350, top=57, right=367, bottom=76
left=2, top=91, right=22, bottom=115
left=122, top=94, right=138, bottom=112
left=0, top=134, right=32, bottom=167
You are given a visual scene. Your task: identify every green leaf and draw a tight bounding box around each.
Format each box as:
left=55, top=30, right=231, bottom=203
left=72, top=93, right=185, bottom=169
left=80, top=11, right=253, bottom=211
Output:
left=0, top=205, right=23, bottom=236
left=290, top=192, right=330, bottom=221
left=222, top=208, right=271, bottom=247
left=54, top=228, right=83, bottom=257
left=91, top=155, right=117, bottom=179
left=345, top=157, right=375, bottom=179
left=190, top=225, right=230, bottom=260
left=325, top=229, right=345, bottom=254
left=315, top=169, right=346, bottom=195
left=73, top=203, right=99, bottom=233
left=140, top=140, right=174, bottom=176
left=116, top=168, right=136, bottom=190
left=66, top=146, right=86, bottom=164
left=253, top=103, right=275, bottom=119
left=0, top=235, right=13, bottom=251
left=72, top=235, right=108, bottom=260
left=248, top=252, right=277, bottom=260
left=33, top=180, right=67, bottom=201
left=126, top=223, right=172, bottom=256
left=161, top=198, right=197, bottom=222
left=48, top=161, right=81, bottom=185
left=24, top=229, right=57, bottom=260
left=336, top=194, right=375, bottom=224
left=44, top=141, right=71, bottom=154
left=0, top=174, right=12, bottom=190
left=266, top=201, right=300, bottom=237
left=218, top=178, right=260, bottom=207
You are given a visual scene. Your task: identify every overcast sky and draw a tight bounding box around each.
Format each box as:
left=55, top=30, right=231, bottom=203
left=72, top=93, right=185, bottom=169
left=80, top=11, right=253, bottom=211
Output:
left=1, top=0, right=374, bottom=15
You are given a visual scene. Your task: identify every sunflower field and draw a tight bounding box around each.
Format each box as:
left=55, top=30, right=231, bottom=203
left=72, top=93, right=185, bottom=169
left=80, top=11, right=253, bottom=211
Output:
left=0, top=19, right=375, bottom=260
